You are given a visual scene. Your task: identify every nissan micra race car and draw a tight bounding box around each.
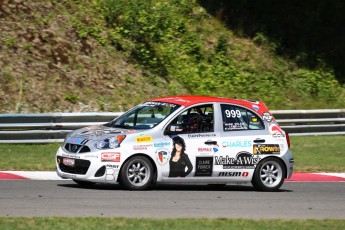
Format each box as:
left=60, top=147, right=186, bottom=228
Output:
left=56, top=96, right=294, bottom=191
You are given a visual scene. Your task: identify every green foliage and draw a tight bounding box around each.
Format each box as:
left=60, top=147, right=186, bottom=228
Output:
left=286, top=69, right=342, bottom=105
left=2, top=36, right=18, bottom=48
left=1, top=72, right=15, bottom=82
left=101, top=0, right=193, bottom=75
left=66, top=0, right=107, bottom=45
left=215, top=35, right=229, bottom=55
left=64, top=93, right=79, bottom=104
left=4, top=0, right=342, bottom=112
left=93, top=0, right=345, bottom=109
left=253, top=32, right=278, bottom=53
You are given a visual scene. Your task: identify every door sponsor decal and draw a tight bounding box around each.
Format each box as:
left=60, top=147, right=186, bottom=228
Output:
left=214, top=151, right=260, bottom=169
left=195, top=157, right=213, bottom=176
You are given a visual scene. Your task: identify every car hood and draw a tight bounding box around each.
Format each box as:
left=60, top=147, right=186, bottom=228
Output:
left=67, top=125, right=144, bottom=141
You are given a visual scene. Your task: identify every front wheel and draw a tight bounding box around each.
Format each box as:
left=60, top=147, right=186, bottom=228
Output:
left=120, top=156, right=153, bottom=190
left=252, top=158, right=285, bottom=192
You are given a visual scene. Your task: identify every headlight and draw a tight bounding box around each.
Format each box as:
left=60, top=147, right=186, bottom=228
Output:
left=95, top=135, right=126, bottom=149
left=109, top=137, right=119, bottom=148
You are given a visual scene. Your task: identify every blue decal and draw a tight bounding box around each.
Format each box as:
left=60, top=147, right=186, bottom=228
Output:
left=66, top=137, right=85, bottom=145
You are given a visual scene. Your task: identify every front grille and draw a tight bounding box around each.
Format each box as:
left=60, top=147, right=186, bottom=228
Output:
left=57, top=156, right=91, bottom=175
left=64, top=143, right=90, bottom=153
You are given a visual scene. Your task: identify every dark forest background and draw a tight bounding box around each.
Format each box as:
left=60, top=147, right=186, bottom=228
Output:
left=200, top=0, right=345, bottom=83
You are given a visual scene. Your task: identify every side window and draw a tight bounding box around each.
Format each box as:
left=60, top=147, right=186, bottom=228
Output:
left=166, top=104, right=214, bottom=134
left=221, top=104, right=264, bottom=131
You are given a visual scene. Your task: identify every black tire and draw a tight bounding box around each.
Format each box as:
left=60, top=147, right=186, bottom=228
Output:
left=120, top=156, right=153, bottom=190
left=252, top=158, right=285, bottom=192
left=72, top=179, right=96, bottom=187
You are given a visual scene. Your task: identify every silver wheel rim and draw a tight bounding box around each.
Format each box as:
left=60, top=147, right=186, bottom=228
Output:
left=259, top=160, right=283, bottom=188
left=126, top=160, right=150, bottom=187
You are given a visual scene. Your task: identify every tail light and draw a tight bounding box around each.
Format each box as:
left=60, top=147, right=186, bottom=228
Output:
left=285, top=132, right=291, bottom=148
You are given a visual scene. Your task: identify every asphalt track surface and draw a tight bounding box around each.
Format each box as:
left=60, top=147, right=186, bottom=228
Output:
left=1, top=180, right=344, bottom=219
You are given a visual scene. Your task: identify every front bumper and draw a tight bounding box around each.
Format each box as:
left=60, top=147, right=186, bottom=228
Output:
left=55, top=147, right=121, bottom=184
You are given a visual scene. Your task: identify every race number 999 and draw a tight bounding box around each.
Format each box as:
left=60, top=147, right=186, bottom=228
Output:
left=225, top=109, right=241, bottom=118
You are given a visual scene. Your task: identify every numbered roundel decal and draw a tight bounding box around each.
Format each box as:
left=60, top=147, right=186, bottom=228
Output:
left=155, top=148, right=170, bottom=165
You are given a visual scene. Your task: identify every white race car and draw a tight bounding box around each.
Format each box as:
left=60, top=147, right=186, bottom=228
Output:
left=56, top=95, right=294, bottom=191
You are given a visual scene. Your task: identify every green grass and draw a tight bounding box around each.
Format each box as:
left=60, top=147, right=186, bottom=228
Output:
left=0, top=143, right=59, bottom=171
left=290, top=135, right=345, bottom=172
left=0, top=217, right=344, bottom=230
left=0, top=136, right=344, bottom=172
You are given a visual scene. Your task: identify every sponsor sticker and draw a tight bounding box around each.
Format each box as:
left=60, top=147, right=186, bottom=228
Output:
left=253, top=144, right=280, bottom=155
left=252, top=105, right=259, bottom=111
left=66, top=137, right=86, bottom=145
left=63, top=158, right=75, bottom=167
left=262, top=112, right=273, bottom=122
left=222, top=140, right=252, bottom=148
left=105, top=167, right=120, bottom=181
left=154, top=141, right=171, bottom=148
left=133, top=144, right=153, bottom=151
left=155, top=148, right=170, bottom=165
left=269, top=124, right=286, bottom=138
left=144, top=101, right=177, bottom=107
left=195, top=157, right=213, bottom=176
left=223, top=122, right=247, bottom=130
left=136, top=135, right=153, bottom=143
left=62, top=153, right=80, bottom=159
left=198, top=147, right=213, bottom=152
left=101, top=152, right=121, bottom=162
left=218, top=171, right=249, bottom=177
left=106, top=164, right=119, bottom=169
left=187, top=133, right=217, bottom=138
left=79, top=129, right=123, bottom=137
left=198, top=145, right=219, bottom=153
left=85, top=155, right=99, bottom=159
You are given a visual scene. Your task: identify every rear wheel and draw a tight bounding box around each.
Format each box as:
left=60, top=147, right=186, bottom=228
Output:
left=120, top=156, right=153, bottom=190
left=252, top=158, right=285, bottom=192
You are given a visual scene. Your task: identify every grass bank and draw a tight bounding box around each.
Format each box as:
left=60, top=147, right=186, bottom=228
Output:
left=0, top=217, right=344, bottom=230
left=1, top=0, right=345, bottom=113
left=0, top=136, right=344, bottom=172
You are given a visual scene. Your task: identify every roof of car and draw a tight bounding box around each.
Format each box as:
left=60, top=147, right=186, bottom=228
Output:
left=150, top=95, right=270, bottom=114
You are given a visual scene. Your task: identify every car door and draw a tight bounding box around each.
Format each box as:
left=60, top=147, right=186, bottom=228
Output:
left=161, top=103, right=219, bottom=181
left=214, top=103, right=274, bottom=181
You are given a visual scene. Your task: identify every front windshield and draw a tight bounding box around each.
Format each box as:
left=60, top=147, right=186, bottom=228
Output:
left=109, top=101, right=180, bottom=129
